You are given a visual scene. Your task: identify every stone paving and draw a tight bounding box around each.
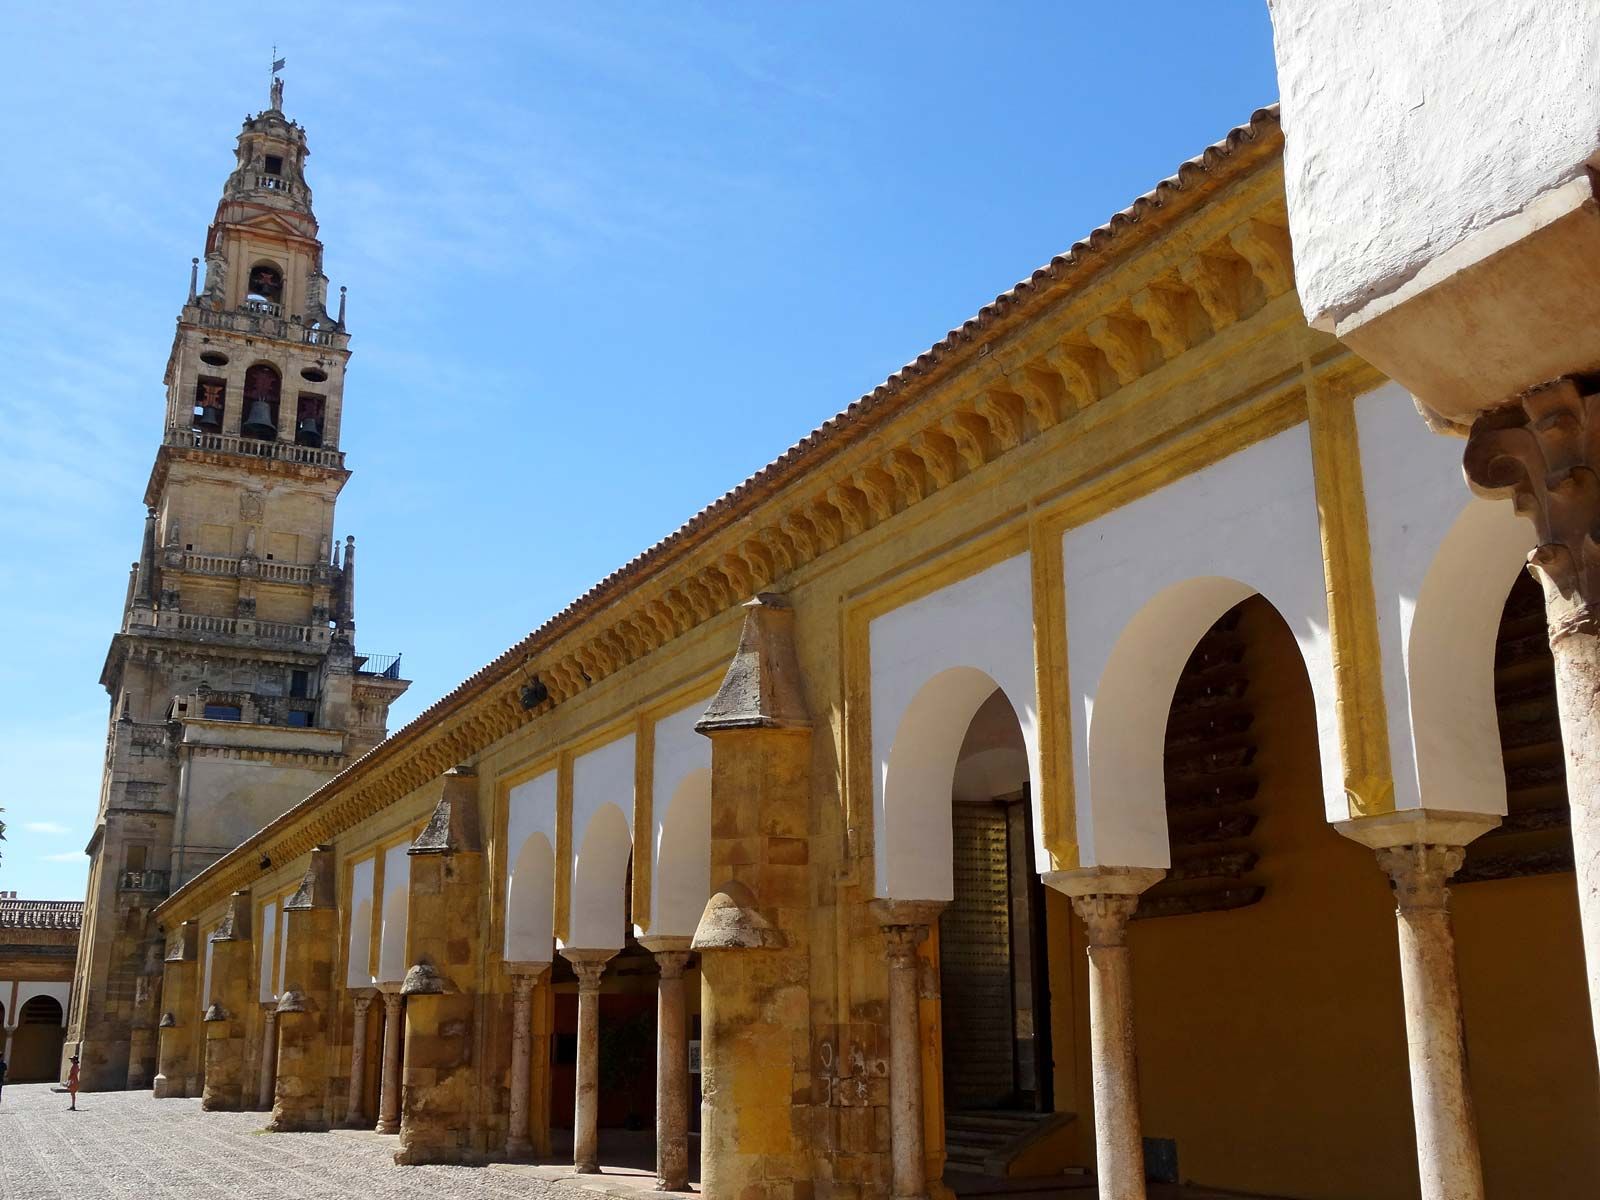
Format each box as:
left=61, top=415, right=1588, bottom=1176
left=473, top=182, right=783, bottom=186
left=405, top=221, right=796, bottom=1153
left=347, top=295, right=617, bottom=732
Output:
left=0, top=1082, right=579, bottom=1200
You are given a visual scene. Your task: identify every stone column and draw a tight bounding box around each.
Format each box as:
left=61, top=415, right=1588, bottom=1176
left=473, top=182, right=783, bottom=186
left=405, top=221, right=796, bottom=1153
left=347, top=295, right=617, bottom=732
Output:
left=692, top=595, right=815, bottom=1200
left=1, top=1026, right=13, bottom=1062
left=1340, top=812, right=1496, bottom=1200
left=345, top=991, right=376, bottom=1127
left=1466, top=377, right=1600, bottom=1061
left=202, top=890, right=254, bottom=1111
left=640, top=937, right=694, bottom=1191
left=257, top=1005, right=279, bottom=1110
left=395, top=768, right=486, bottom=1166
left=504, top=964, right=550, bottom=1157
left=152, top=920, right=200, bottom=1099
left=562, top=948, right=616, bottom=1174
left=869, top=901, right=946, bottom=1200
left=1045, top=868, right=1163, bottom=1200
left=375, top=990, right=404, bottom=1134
left=270, top=846, right=339, bottom=1132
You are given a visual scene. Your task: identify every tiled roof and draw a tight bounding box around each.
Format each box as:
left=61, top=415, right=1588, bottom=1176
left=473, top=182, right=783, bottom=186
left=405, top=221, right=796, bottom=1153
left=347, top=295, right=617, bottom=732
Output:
left=0, top=899, right=85, bottom=931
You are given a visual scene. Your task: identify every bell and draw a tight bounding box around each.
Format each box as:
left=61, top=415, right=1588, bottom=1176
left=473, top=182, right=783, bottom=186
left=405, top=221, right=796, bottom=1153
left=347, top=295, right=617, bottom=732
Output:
left=192, top=403, right=223, bottom=431
left=241, top=399, right=277, bottom=440
left=296, top=415, right=322, bottom=448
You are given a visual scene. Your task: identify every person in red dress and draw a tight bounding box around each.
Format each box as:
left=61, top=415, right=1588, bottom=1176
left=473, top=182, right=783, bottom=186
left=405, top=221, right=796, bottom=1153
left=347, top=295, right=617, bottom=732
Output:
left=67, top=1054, right=80, bottom=1110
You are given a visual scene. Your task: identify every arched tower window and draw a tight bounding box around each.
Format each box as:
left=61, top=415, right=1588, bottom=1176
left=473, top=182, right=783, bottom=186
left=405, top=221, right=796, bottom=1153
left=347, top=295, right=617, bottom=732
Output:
left=192, top=377, right=226, bottom=434
left=242, top=364, right=281, bottom=441
left=246, top=263, right=284, bottom=315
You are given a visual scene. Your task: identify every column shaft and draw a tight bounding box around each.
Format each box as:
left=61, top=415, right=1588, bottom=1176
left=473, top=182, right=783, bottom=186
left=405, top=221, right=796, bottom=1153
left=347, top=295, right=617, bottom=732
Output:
left=346, top=994, right=374, bottom=1127
left=870, top=901, right=944, bottom=1200
left=1379, top=844, right=1485, bottom=1200
left=375, top=992, right=403, bottom=1134
left=1550, top=625, right=1600, bottom=1058
left=257, top=1007, right=278, bottom=1110
left=506, top=973, right=536, bottom=1156
left=651, top=948, right=693, bottom=1191
left=1077, top=897, right=1145, bottom=1200
left=564, top=950, right=614, bottom=1174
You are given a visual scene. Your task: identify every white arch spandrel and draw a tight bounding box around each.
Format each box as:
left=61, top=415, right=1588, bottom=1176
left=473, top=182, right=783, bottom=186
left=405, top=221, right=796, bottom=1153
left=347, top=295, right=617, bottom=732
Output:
left=1064, top=422, right=1340, bottom=868
left=870, top=552, right=1040, bottom=901
left=505, top=769, right=559, bottom=963
left=376, top=841, right=411, bottom=984
left=1358, top=383, right=1535, bottom=814
left=346, top=856, right=375, bottom=989
left=564, top=735, right=634, bottom=951
left=202, top=925, right=217, bottom=1012
left=649, top=702, right=712, bottom=939
left=257, top=900, right=278, bottom=1003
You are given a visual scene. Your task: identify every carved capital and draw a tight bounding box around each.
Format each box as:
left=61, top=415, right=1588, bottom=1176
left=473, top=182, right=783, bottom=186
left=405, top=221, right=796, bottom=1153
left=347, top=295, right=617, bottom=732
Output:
left=382, top=991, right=404, bottom=1019
left=653, top=950, right=693, bottom=980
left=1069, top=893, right=1141, bottom=947
left=351, top=991, right=375, bottom=1017
left=561, top=948, right=615, bottom=992
left=868, top=898, right=946, bottom=968
left=1465, top=378, right=1600, bottom=638
left=1375, top=843, right=1465, bottom=912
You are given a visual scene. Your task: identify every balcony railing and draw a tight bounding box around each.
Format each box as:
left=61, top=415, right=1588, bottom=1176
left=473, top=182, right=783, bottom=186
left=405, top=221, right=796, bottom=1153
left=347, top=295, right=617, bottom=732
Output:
left=355, top=652, right=403, bottom=679
left=165, top=427, right=344, bottom=469
left=243, top=298, right=283, bottom=317
left=147, top=610, right=332, bottom=647
left=256, top=174, right=287, bottom=191
left=119, top=869, right=169, bottom=894
left=183, top=303, right=349, bottom=350
left=175, top=551, right=315, bottom=584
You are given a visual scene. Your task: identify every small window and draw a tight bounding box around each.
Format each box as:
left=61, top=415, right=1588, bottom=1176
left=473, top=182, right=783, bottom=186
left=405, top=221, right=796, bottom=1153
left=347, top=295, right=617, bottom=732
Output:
left=264, top=155, right=284, bottom=176
left=287, top=710, right=312, bottom=728
left=192, top=377, right=225, bottom=434
left=289, top=670, right=309, bottom=699
left=203, top=704, right=241, bottom=721
left=126, top=845, right=147, bottom=872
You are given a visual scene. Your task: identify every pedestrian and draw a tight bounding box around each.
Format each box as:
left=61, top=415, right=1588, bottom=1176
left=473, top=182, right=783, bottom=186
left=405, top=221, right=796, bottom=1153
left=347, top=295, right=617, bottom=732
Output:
left=67, top=1054, right=80, bottom=1110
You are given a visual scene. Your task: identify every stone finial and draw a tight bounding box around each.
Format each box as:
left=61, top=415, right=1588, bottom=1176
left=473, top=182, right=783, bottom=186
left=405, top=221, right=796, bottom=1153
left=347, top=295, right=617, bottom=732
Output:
left=203, top=1002, right=227, bottom=1023
left=285, top=845, right=337, bottom=910
left=691, top=881, right=785, bottom=952
left=336, top=285, right=347, bottom=327
left=409, top=767, right=481, bottom=855
left=188, top=257, right=199, bottom=304
left=133, top=507, right=158, bottom=609
left=696, top=594, right=810, bottom=734
left=210, top=890, right=252, bottom=942
left=158, top=1011, right=177, bottom=1029
left=165, top=920, right=200, bottom=963
left=1464, top=377, right=1600, bottom=639
left=400, top=961, right=454, bottom=996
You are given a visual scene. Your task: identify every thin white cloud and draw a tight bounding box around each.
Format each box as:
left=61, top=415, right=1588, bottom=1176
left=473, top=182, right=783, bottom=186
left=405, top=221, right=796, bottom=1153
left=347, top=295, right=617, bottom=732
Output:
left=25, top=822, right=71, bottom=835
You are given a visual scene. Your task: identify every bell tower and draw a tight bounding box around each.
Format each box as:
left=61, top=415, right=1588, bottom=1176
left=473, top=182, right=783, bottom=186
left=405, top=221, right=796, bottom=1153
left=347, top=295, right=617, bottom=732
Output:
left=65, top=76, right=412, bottom=1092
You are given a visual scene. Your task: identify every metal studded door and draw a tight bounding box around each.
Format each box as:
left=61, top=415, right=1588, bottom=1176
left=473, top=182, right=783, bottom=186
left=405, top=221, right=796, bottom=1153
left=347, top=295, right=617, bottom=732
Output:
left=939, top=805, right=1016, bottom=1110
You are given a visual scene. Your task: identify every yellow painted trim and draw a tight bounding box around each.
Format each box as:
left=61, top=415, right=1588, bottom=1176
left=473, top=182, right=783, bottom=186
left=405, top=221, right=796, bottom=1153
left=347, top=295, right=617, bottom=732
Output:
left=1028, top=518, right=1078, bottom=870
left=631, top=711, right=655, bottom=934
left=1304, top=367, right=1396, bottom=817
left=554, top=750, right=573, bottom=943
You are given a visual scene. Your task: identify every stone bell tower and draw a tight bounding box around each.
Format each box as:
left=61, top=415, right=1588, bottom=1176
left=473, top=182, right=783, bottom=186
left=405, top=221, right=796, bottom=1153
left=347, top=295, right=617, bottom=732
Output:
left=64, top=75, right=412, bottom=1092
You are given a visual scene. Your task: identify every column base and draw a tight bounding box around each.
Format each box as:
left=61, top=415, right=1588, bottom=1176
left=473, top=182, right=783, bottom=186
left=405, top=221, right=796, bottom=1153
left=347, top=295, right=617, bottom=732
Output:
left=375, top=1119, right=400, bottom=1135
left=506, top=1137, right=532, bottom=1157
left=575, top=1165, right=601, bottom=1175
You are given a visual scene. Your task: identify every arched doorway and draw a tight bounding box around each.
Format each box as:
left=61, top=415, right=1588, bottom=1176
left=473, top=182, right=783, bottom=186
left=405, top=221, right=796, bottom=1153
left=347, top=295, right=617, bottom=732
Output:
left=12, top=995, right=67, bottom=1082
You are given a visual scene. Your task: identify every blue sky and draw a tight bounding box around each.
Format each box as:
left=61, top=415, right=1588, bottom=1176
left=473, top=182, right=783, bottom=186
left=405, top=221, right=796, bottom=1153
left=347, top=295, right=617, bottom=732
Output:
left=0, top=4, right=1277, bottom=898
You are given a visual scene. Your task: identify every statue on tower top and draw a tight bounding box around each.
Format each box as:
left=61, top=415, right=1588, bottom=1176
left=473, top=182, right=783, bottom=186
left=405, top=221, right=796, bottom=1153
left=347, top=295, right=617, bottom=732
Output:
left=269, top=51, right=286, bottom=111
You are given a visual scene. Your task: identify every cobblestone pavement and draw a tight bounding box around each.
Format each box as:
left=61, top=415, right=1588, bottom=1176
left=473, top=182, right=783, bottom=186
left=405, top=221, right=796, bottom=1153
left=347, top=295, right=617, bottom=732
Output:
left=0, top=1082, right=573, bottom=1200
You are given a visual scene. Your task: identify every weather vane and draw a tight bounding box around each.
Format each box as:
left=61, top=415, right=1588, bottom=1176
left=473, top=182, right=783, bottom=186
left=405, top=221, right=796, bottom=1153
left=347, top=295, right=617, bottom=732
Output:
left=269, top=45, right=286, bottom=110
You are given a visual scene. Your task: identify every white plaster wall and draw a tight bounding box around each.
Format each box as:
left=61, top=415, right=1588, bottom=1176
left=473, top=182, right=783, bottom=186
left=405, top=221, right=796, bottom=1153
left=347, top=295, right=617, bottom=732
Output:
left=870, top=552, right=1040, bottom=900
left=564, top=735, right=635, bottom=951
left=13, top=982, right=70, bottom=1025
left=257, top=900, right=278, bottom=1003
left=1270, top=0, right=1600, bottom=326
left=202, top=927, right=216, bottom=1012
left=275, top=904, right=288, bottom=992
left=1357, top=383, right=1534, bottom=814
left=649, top=702, right=713, bottom=939
left=1064, top=422, right=1340, bottom=867
left=346, top=856, right=375, bottom=988
left=376, top=842, right=410, bottom=984
left=504, top=768, right=558, bottom=962
left=0, top=981, right=12, bottom=1025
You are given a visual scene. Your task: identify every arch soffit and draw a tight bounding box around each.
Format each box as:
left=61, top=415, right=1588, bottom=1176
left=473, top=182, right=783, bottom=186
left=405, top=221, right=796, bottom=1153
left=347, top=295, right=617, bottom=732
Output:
left=651, top=702, right=713, bottom=939
left=567, top=801, right=632, bottom=951
left=376, top=840, right=411, bottom=984
left=1063, top=423, right=1340, bottom=867
left=504, top=768, right=560, bottom=962
left=869, top=551, right=1040, bottom=901
left=13, top=982, right=70, bottom=1026
left=1354, top=384, right=1535, bottom=815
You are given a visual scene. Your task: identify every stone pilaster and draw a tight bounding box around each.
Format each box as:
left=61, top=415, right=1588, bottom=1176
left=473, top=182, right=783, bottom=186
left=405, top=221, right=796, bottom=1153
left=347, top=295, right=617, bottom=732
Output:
left=561, top=949, right=616, bottom=1174
left=201, top=890, right=254, bottom=1111
left=1465, top=376, right=1600, bottom=1063
left=640, top=936, right=695, bottom=1191
left=344, top=990, right=376, bottom=1127
left=256, top=1004, right=279, bottom=1111
left=152, top=920, right=200, bottom=1099
left=504, top=962, right=550, bottom=1157
left=692, top=594, right=814, bottom=1200
left=395, top=768, right=485, bottom=1165
left=869, top=901, right=946, bottom=1200
left=1045, top=867, right=1164, bottom=1200
left=1341, top=811, right=1497, bottom=1200
left=375, top=990, right=404, bottom=1134
left=269, top=845, right=339, bottom=1132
